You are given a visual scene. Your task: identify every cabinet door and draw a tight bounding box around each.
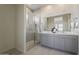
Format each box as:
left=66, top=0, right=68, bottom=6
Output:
left=55, top=35, right=64, bottom=50
left=64, top=35, right=78, bottom=53
left=40, top=34, right=55, bottom=48
left=64, top=36, right=74, bottom=53
left=40, top=34, right=49, bottom=46
left=48, top=34, right=55, bottom=48
left=72, top=36, right=78, bottom=53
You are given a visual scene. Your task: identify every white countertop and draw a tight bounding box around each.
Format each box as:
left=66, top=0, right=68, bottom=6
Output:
left=38, top=31, right=79, bottom=36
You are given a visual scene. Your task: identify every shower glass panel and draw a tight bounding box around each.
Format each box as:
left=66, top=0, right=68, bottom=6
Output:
left=26, top=8, right=35, bottom=50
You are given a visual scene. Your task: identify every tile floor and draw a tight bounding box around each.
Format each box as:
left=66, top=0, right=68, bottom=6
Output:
left=25, top=45, right=73, bottom=55
left=0, top=48, right=22, bottom=55
left=0, top=45, right=75, bottom=55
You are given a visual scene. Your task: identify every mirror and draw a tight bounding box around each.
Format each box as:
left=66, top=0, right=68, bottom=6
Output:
left=39, top=13, right=79, bottom=32
left=41, top=14, right=71, bottom=32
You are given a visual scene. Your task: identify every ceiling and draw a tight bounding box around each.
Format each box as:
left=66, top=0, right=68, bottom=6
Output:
left=27, top=4, right=47, bottom=11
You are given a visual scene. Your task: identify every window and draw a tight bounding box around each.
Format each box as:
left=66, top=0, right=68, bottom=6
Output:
left=75, top=22, right=79, bottom=28
left=71, top=17, right=79, bottom=30
left=71, top=22, right=74, bottom=29
left=54, top=16, right=63, bottom=32
left=58, top=24, right=63, bottom=31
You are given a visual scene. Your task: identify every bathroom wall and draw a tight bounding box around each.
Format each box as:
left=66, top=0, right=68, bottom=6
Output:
left=15, top=4, right=25, bottom=52
left=0, top=5, right=16, bottom=52
left=34, top=4, right=78, bottom=17
left=15, top=5, right=35, bottom=53
left=0, top=4, right=35, bottom=53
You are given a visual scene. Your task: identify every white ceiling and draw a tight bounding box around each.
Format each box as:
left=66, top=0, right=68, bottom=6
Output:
left=27, top=4, right=47, bottom=11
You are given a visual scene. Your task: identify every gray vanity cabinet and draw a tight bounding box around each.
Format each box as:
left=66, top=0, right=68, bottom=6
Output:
left=48, top=34, right=55, bottom=48
left=64, top=37, right=74, bottom=52
left=40, top=34, right=49, bottom=46
left=54, top=35, right=64, bottom=50
left=73, top=36, right=78, bottom=53
left=40, top=33, right=78, bottom=53
left=40, top=34, right=55, bottom=48
left=64, top=36, right=78, bottom=53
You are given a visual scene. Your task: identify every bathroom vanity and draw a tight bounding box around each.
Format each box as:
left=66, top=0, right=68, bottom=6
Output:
left=39, top=32, right=78, bottom=54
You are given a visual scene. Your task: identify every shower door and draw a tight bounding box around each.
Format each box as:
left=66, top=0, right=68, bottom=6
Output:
left=26, top=8, right=35, bottom=50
